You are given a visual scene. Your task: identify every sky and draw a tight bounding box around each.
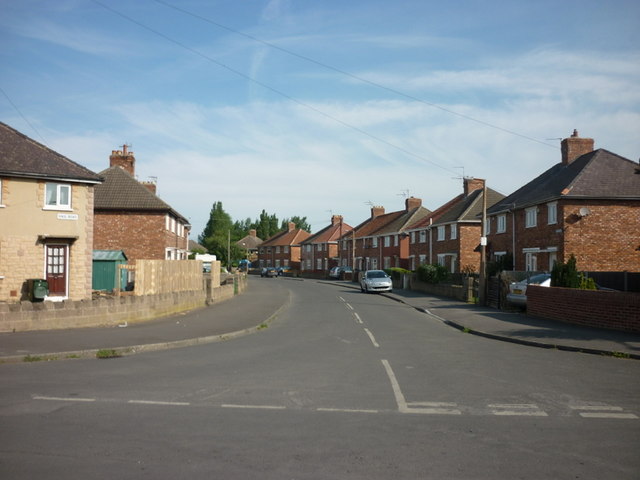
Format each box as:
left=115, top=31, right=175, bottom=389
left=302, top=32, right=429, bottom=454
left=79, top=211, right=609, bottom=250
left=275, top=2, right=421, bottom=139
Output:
left=1, top=0, right=639, bottom=237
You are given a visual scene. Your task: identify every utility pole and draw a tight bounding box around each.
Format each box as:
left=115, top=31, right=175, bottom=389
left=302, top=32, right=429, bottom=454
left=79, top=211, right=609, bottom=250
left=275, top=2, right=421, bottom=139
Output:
left=479, top=183, right=488, bottom=305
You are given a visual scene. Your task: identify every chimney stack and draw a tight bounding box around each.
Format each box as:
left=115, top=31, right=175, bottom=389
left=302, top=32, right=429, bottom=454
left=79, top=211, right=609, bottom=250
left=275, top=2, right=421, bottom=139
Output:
left=463, top=177, right=485, bottom=196
left=109, top=145, right=135, bottom=176
left=249, top=229, right=257, bottom=237
left=561, top=130, right=594, bottom=165
left=371, top=206, right=385, bottom=218
left=405, top=197, right=422, bottom=211
left=141, top=180, right=157, bottom=195
left=331, top=215, right=343, bottom=226
left=288, top=222, right=296, bottom=232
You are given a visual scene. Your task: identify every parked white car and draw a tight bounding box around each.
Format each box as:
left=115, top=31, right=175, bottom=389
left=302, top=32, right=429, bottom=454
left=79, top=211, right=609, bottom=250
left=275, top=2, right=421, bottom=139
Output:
left=506, top=273, right=551, bottom=306
left=360, top=270, right=393, bottom=293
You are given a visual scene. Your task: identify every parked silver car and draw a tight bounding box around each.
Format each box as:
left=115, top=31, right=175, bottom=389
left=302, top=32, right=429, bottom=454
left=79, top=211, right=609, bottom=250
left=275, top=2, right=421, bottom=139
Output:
left=360, top=270, right=393, bottom=293
left=506, top=273, right=551, bottom=306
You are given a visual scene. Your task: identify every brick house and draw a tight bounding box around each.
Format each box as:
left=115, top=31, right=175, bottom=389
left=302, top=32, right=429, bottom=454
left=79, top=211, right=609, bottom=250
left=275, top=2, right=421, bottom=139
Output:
left=236, top=229, right=263, bottom=264
left=341, top=198, right=431, bottom=271
left=0, top=122, right=103, bottom=302
left=486, top=130, right=640, bottom=272
left=300, top=215, right=353, bottom=276
left=94, top=146, right=190, bottom=263
left=406, top=178, right=504, bottom=273
left=258, top=222, right=310, bottom=270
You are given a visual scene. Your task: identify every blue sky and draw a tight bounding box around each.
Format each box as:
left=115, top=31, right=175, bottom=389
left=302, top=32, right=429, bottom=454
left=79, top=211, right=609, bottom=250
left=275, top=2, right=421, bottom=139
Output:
left=2, top=0, right=639, bottom=236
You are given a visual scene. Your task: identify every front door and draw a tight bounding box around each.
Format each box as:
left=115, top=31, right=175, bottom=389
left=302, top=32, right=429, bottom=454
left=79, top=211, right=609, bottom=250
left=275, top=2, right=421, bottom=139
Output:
left=46, top=244, right=68, bottom=297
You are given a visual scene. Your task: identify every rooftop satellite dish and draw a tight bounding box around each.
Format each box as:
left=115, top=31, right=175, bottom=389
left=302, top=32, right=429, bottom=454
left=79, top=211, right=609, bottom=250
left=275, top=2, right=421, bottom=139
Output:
left=579, top=207, right=591, bottom=217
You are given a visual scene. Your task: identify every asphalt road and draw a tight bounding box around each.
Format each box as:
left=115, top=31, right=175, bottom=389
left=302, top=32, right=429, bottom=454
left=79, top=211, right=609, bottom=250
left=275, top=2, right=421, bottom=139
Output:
left=1, top=278, right=639, bottom=479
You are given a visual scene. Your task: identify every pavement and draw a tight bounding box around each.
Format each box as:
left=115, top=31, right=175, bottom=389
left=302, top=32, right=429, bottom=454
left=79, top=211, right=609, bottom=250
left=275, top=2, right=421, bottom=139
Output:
left=1, top=277, right=639, bottom=364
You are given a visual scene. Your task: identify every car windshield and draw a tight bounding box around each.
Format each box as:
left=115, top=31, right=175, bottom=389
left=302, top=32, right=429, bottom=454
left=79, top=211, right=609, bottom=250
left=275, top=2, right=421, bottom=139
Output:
left=527, top=274, right=551, bottom=284
left=367, top=271, right=387, bottom=279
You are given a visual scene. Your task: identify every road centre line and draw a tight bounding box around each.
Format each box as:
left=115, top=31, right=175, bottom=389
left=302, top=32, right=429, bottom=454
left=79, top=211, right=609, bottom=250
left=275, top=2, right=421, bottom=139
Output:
left=353, top=312, right=363, bottom=324
left=128, top=400, right=190, bottom=406
left=317, top=408, right=379, bottom=414
left=345, top=303, right=354, bottom=310
left=338, top=296, right=346, bottom=302
left=33, top=396, right=95, bottom=402
left=363, top=328, right=380, bottom=348
left=221, top=404, right=286, bottom=410
left=489, top=403, right=548, bottom=416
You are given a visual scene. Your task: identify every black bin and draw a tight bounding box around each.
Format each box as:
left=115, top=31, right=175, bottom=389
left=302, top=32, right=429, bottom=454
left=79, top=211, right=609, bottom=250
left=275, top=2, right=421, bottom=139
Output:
left=27, top=279, right=49, bottom=302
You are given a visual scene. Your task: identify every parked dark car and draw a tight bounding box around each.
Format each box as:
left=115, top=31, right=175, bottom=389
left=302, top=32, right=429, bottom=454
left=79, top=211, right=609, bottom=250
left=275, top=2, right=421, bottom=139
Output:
left=276, top=265, right=292, bottom=276
left=261, top=267, right=278, bottom=278
left=329, top=266, right=353, bottom=279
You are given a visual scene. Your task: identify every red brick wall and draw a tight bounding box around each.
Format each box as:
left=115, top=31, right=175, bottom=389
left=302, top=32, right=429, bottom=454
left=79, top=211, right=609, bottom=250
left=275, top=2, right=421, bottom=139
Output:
left=527, top=285, right=640, bottom=333
left=563, top=201, right=640, bottom=272
left=94, top=211, right=166, bottom=262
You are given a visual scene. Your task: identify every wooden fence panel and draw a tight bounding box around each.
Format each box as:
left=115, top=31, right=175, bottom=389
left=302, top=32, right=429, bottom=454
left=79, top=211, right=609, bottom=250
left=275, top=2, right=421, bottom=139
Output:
left=134, top=260, right=206, bottom=296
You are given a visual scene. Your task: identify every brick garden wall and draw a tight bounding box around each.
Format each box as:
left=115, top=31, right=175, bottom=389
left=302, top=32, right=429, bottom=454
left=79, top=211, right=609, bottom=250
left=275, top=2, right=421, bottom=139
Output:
left=0, top=274, right=247, bottom=333
left=526, top=285, right=640, bottom=333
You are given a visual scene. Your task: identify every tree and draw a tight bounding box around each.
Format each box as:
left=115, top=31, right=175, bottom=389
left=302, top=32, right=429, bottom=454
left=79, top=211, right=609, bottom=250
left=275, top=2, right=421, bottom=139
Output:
left=280, top=216, right=311, bottom=233
left=198, top=202, right=241, bottom=268
left=253, top=210, right=280, bottom=240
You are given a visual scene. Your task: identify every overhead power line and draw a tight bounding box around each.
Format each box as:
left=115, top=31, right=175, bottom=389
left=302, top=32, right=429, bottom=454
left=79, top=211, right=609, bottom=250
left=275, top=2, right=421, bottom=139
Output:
left=92, top=0, right=461, bottom=174
left=153, top=0, right=558, bottom=150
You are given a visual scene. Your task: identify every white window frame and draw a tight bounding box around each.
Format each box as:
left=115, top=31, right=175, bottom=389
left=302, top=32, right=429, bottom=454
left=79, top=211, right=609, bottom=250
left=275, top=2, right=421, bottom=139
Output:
left=419, top=230, right=427, bottom=243
left=384, top=236, right=391, bottom=247
left=44, top=183, right=71, bottom=210
left=547, top=202, right=558, bottom=225
left=525, top=207, right=537, bottom=228
left=394, top=235, right=399, bottom=247
left=372, top=237, right=378, bottom=248
left=419, top=254, right=426, bottom=265
left=497, top=214, right=506, bottom=233
left=410, top=232, right=415, bottom=243
left=450, top=224, right=457, bottom=240
left=316, top=258, right=322, bottom=270
left=437, top=226, right=445, bottom=241
left=284, top=246, right=289, bottom=254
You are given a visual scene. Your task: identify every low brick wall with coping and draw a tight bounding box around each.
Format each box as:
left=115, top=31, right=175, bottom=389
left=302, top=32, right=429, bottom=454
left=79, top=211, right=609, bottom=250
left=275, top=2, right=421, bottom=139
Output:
left=526, top=285, right=640, bottom=333
left=0, top=274, right=247, bottom=333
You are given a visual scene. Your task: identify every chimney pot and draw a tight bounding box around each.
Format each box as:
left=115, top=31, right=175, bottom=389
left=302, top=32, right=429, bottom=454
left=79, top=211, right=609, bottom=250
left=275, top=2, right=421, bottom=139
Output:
left=371, top=206, right=385, bottom=218
left=405, top=197, right=422, bottom=211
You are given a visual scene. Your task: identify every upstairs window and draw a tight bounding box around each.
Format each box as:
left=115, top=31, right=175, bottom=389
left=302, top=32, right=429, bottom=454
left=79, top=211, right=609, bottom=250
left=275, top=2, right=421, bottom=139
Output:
left=372, top=237, right=378, bottom=248
left=384, top=236, right=391, bottom=247
left=419, top=230, right=427, bottom=243
left=410, top=232, right=415, bottom=243
left=525, top=207, right=537, bottom=228
left=45, top=183, right=71, bottom=210
left=450, top=224, right=457, bottom=240
left=547, top=202, right=558, bottom=225
left=497, top=214, right=506, bottom=233
left=437, top=226, right=445, bottom=241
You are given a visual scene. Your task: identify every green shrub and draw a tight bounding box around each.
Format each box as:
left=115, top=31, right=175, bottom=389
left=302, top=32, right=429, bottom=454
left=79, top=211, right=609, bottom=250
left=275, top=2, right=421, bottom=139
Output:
left=416, top=263, right=449, bottom=284
left=551, top=254, right=580, bottom=288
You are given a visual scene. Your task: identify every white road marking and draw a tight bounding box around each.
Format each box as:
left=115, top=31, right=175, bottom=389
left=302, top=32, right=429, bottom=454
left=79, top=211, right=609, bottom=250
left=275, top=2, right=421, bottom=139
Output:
left=317, top=408, right=378, bottom=414
left=345, top=303, right=354, bottom=310
left=489, top=403, right=548, bottom=417
left=221, top=404, right=286, bottom=410
left=570, top=405, right=638, bottom=419
left=128, top=400, right=190, bottom=406
left=33, top=396, right=95, bottom=402
left=381, top=359, right=408, bottom=412
left=338, top=297, right=346, bottom=302
left=353, top=313, right=363, bottom=324
left=364, top=328, right=380, bottom=348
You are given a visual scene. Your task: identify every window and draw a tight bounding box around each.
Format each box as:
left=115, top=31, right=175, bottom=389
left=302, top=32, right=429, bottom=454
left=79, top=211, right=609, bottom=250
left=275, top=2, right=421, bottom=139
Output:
left=525, top=252, right=537, bottom=271
left=437, top=226, right=445, bottom=241
left=410, top=232, right=415, bottom=243
left=419, top=254, right=426, bottom=265
left=547, top=202, right=557, bottom=225
left=383, top=257, right=391, bottom=269
left=497, top=214, right=506, bottom=233
left=44, top=183, right=71, bottom=209
left=305, top=245, right=311, bottom=253
left=525, top=207, right=537, bottom=228
left=450, top=224, right=457, bottom=240
left=316, top=258, right=322, bottom=270
left=372, top=237, right=378, bottom=248
left=384, top=236, right=391, bottom=247
left=419, top=230, right=427, bottom=243
left=284, top=246, right=289, bottom=254
left=276, top=246, right=280, bottom=254
left=394, top=235, right=399, bottom=247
